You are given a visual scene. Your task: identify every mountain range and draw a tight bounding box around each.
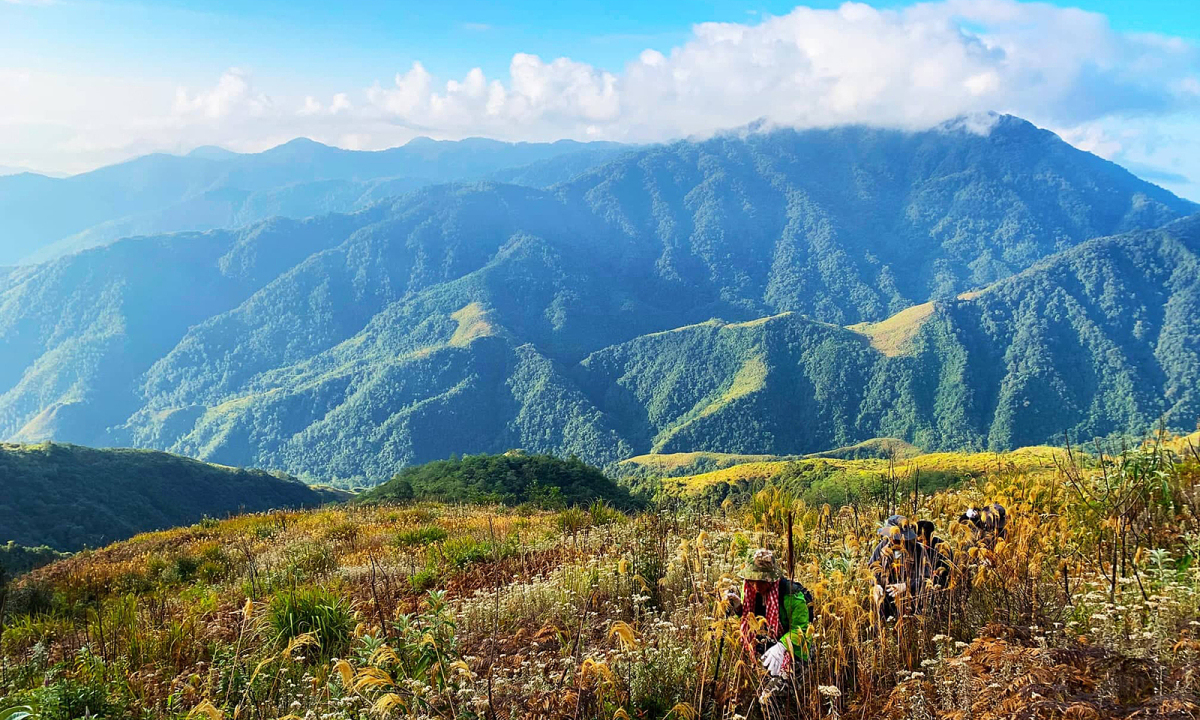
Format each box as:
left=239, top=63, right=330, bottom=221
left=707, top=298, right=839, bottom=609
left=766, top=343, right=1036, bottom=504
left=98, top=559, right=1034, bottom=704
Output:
left=0, top=137, right=629, bottom=265
left=1, top=115, right=1197, bottom=485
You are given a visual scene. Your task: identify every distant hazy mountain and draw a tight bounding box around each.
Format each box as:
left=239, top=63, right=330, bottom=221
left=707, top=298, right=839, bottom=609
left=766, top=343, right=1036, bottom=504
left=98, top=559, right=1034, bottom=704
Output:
left=1, top=116, right=1195, bottom=484
left=0, top=165, right=67, bottom=178
left=0, top=137, right=631, bottom=265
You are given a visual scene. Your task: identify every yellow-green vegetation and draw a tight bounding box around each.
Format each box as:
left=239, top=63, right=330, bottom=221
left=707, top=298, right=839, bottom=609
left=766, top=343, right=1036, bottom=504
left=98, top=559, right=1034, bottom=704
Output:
left=448, top=302, right=499, bottom=348
left=615, top=438, right=919, bottom=483
left=846, top=301, right=936, bottom=357
left=661, top=445, right=1065, bottom=499
left=1169, top=429, right=1200, bottom=453
left=618, top=451, right=789, bottom=475
left=649, top=351, right=770, bottom=453
left=700, top=355, right=767, bottom=418
left=2, top=438, right=1199, bottom=720
left=804, top=437, right=922, bottom=460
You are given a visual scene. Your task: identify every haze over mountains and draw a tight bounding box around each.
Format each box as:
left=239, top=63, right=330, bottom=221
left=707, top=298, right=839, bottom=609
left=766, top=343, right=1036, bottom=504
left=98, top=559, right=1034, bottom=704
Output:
left=1, top=115, right=1197, bottom=485
left=0, top=136, right=629, bottom=265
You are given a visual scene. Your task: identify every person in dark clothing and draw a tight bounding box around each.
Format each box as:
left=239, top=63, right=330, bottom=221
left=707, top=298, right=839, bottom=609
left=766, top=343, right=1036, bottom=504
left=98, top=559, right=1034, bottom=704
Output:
left=869, top=515, right=919, bottom=622
left=915, top=520, right=953, bottom=589
left=958, top=503, right=1007, bottom=547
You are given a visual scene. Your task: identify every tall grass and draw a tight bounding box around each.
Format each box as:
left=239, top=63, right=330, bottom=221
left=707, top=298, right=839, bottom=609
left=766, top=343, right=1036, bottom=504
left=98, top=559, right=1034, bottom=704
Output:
left=267, top=587, right=355, bottom=660
left=1, top=439, right=1197, bottom=718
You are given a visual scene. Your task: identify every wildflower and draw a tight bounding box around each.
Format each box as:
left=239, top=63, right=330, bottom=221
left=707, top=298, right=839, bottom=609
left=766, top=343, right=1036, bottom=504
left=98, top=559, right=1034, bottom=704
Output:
left=818, top=685, right=842, bottom=698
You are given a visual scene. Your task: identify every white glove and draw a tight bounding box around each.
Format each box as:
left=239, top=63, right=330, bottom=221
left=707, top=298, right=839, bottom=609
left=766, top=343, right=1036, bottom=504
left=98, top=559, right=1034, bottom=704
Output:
left=886, top=582, right=907, bottom=599
left=761, top=642, right=788, bottom=677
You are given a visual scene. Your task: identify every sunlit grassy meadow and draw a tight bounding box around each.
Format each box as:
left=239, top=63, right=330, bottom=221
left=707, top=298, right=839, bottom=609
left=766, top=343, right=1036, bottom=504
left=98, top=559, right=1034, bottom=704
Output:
left=3, top=436, right=1199, bottom=719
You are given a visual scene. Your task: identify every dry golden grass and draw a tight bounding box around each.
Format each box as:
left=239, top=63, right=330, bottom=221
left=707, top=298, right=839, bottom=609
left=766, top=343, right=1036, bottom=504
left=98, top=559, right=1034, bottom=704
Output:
left=3, top=439, right=1198, bottom=720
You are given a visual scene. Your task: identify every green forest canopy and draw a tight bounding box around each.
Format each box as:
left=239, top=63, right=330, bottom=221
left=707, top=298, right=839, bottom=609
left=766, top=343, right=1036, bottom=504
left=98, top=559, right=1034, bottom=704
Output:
left=357, top=452, right=634, bottom=508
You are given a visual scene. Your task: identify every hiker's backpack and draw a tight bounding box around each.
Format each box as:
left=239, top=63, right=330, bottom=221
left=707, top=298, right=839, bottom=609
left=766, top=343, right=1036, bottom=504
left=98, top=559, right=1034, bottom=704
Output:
left=785, top=578, right=817, bottom=623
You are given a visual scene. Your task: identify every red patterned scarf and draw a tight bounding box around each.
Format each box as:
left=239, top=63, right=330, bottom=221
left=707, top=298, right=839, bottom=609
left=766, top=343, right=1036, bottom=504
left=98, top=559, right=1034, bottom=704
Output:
left=740, top=579, right=790, bottom=671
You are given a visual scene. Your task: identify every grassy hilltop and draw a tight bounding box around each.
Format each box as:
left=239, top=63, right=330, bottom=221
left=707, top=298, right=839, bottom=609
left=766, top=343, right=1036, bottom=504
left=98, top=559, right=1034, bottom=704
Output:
left=2, top=435, right=1198, bottom=719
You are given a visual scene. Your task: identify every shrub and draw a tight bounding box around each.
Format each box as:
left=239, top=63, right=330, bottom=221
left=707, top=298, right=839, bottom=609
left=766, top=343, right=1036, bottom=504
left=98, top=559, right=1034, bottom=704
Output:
left=165, top=554, right=200, bottom=584
left=410, top=567, right=439, bottom=592
left=284, top=541, right=336, bottom=578
left=323, top=521, right=359, bottom=545
left=427, top=535, right=518, bottom=571
left=589, top=500, right=624, bottom=526
left=267, top=587, right=355, bottom=660
left=435, top=536, right=494, bottom=568
left=393, top=525, right=448, bottom=547
left=556, top=507, right=591, bottom=533
left=11, top=677, right=116, bottom=720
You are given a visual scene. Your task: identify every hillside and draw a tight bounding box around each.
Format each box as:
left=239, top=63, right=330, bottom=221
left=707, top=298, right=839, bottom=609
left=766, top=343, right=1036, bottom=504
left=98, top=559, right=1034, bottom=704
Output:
left=0, top=442, right=344, bottom=551
left=614, top=450, right=793, bottom=480
left=656, top=444, right=1063, bottom=501
left=1, top=118, right=1198, bottom=482
left=2, top=437, right=1195, bottom=719
left=805, top=437, right=922, bottom=460
left=613, top=438, right=918, bottom=482
left=0, top=137, right=629, bottom=265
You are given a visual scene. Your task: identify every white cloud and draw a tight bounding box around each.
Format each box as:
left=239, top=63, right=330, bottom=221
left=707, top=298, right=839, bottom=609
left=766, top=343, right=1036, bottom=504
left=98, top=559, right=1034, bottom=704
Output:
left=172, top=69, right=272, bottom=120
left=0, top=0, right=1197, bottom=198
left=341, top=0, right=1199, bottom=165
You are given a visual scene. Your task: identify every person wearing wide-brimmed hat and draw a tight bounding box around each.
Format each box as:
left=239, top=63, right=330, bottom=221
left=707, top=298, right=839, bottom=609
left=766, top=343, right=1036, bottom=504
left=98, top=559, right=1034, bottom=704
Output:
left=868, top=514, right=920, bottom=621
left=724, top=548, right=811, bottom=681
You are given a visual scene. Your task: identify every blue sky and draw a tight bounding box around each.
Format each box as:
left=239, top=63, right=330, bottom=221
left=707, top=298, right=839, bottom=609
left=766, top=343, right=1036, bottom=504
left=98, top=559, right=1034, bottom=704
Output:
left=6, top=0, right=1199, bottom=83
left=2, top=0, right=1199, bottom=199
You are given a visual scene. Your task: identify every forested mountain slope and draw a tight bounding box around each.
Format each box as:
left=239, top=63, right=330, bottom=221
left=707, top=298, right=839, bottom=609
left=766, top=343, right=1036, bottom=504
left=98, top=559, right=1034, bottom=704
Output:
left=580, top=215, right=1200, bottom=456
left=0, top=442, right=343, bottom=550
left=1, top=117, right=1196, bottom=483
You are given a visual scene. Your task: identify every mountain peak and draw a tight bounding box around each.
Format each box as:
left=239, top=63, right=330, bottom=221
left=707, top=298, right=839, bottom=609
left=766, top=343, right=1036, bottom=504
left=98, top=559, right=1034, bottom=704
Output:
left=262, top=137, right=334, bottom=157
left=186, top=145, right=239, bottom=160
left=936, top=111, right=1015, bottom=136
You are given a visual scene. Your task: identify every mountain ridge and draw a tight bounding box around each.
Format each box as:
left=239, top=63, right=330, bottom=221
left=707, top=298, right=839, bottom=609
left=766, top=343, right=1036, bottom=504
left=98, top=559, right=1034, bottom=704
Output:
left=0, top=138, right=634, bottom=265
left=1, top=118, right=1197, bottom=483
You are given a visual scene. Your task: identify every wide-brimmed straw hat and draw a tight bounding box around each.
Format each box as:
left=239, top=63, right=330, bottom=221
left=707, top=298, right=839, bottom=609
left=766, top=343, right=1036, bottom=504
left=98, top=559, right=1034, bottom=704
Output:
left=737, top=548, right=783, bottom=582
left=877, top=514, right=917, bottom=541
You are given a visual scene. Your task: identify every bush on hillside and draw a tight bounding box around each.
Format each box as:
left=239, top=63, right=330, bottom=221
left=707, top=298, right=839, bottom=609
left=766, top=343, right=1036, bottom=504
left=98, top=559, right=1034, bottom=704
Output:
left=359, top=453, right=634, bottom=508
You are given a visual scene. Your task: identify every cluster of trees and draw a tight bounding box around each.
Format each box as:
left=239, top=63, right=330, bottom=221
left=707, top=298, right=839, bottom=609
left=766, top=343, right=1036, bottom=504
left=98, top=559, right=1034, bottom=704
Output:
left=358, top=452, right=635, bottom=508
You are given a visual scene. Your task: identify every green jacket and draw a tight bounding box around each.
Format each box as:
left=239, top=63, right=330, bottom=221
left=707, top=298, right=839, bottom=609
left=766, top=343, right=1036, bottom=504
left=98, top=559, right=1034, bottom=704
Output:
left=743, top=578, right=811, bottom=661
